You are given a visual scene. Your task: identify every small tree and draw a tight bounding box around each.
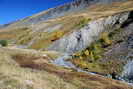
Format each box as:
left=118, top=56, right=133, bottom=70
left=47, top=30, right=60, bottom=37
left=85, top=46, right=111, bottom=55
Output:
left=0, top=40, right=8, bottom=47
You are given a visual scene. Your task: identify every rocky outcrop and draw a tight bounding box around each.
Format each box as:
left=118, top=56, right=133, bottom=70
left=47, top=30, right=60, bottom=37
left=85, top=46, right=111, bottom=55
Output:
left=47, top=12, right=130, bottom=53
left=47, top=10, right=133, bottom=81
left=122, top=35, right=133, bottom=80
left=122, top=60, right=133, bottom=80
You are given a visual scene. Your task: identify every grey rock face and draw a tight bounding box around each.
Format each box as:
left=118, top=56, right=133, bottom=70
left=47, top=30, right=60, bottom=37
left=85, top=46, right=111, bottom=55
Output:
left=122, top=59, right=133, bottom=80
left=127, top=35, right=133, bottom=49
left=122, top=35, right=133, bottom=80
left=47, top=12, right=129, bottom=53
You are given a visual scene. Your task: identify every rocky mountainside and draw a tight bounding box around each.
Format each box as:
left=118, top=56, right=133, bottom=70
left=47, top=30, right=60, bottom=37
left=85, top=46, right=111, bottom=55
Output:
left=0, top=0, right=133, bottom=89
left=1, top=0, right=125, bottom=27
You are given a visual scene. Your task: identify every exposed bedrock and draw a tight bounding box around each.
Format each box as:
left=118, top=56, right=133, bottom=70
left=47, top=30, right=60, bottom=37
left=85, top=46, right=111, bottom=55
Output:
left=47, top=11, right=130, bottom=54
left=122, top=35, right=133, bottom=80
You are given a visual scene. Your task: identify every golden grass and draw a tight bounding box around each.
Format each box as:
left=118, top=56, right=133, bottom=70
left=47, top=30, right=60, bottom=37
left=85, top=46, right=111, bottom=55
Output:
left=85, top=0, right=133, bottom=19
left=0, top=27, right=29, bottom=40
left=0, top=47, right=132, bottom=89
left=0, top=47, right=77, bottom=89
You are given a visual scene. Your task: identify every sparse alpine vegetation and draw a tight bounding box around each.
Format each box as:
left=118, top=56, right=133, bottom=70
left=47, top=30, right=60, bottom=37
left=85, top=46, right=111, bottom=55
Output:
left=71, top=28, right=125, bottom=74
left=0, top=0, right=133, bottom=89
left=0, top=40, right=8, bottom=47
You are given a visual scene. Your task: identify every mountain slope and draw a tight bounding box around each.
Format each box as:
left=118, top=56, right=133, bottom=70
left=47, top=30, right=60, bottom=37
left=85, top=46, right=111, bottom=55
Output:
left=0, top=0, right=133, bottom=88
left=0, top=0, right=132, bottom=51
left=0, top=0, right=126, bottom=29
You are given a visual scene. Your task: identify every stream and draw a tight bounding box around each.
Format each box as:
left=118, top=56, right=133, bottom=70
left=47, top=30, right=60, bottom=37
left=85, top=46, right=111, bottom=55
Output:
left=51, top=53, right=133, bottom=85
left=52, top=54, right=96, bottom=75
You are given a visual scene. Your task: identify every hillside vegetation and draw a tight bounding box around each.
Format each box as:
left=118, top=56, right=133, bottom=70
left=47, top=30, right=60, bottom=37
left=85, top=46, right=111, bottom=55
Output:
left=0, top=1, right=132, bottom=50
left=0, top=0, right=133, bottom=89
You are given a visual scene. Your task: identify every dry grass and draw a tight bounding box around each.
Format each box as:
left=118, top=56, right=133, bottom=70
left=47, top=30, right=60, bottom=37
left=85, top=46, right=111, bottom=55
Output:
left=0, top=47, right=132, bottom=89
left=85, top=0, right=133, bottom=19
left=0, top=27, right=30, bottom=40
left=0, top=47, right=77, bottom=89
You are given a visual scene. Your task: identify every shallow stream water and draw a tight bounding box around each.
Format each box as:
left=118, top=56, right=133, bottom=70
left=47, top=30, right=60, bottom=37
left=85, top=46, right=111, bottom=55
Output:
left=52, top=54, right=133, bottom=85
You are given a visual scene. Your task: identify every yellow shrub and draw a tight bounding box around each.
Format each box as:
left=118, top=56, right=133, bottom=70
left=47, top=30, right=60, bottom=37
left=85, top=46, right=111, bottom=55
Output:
left=75, top=52, right=81, bottom=56
left=100, top=32, right=112, bottom=45
left=56, top=31, right=64, bottom=38
left=79, top=56, right=83, bottom=60
left=90, top=51, right=95, bottom=60
left=84, top=50, right=90, bottom=56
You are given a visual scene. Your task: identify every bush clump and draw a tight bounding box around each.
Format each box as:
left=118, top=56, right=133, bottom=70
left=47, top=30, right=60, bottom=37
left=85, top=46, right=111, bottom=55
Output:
left=76, top=18, right=91, bottom=28
left=72, top=32, right=113, bottom=62
left=0, top=40, right=8, bottom=47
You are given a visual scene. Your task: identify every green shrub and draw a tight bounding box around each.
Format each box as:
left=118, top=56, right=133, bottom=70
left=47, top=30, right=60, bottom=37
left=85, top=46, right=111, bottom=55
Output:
left=72, top=30, right=119, bottom=62
left=76, top=18, right=91, bottom=28
left=73, top=36, right=105, bottom=62
left=0, top=40, right=8, bottom=46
